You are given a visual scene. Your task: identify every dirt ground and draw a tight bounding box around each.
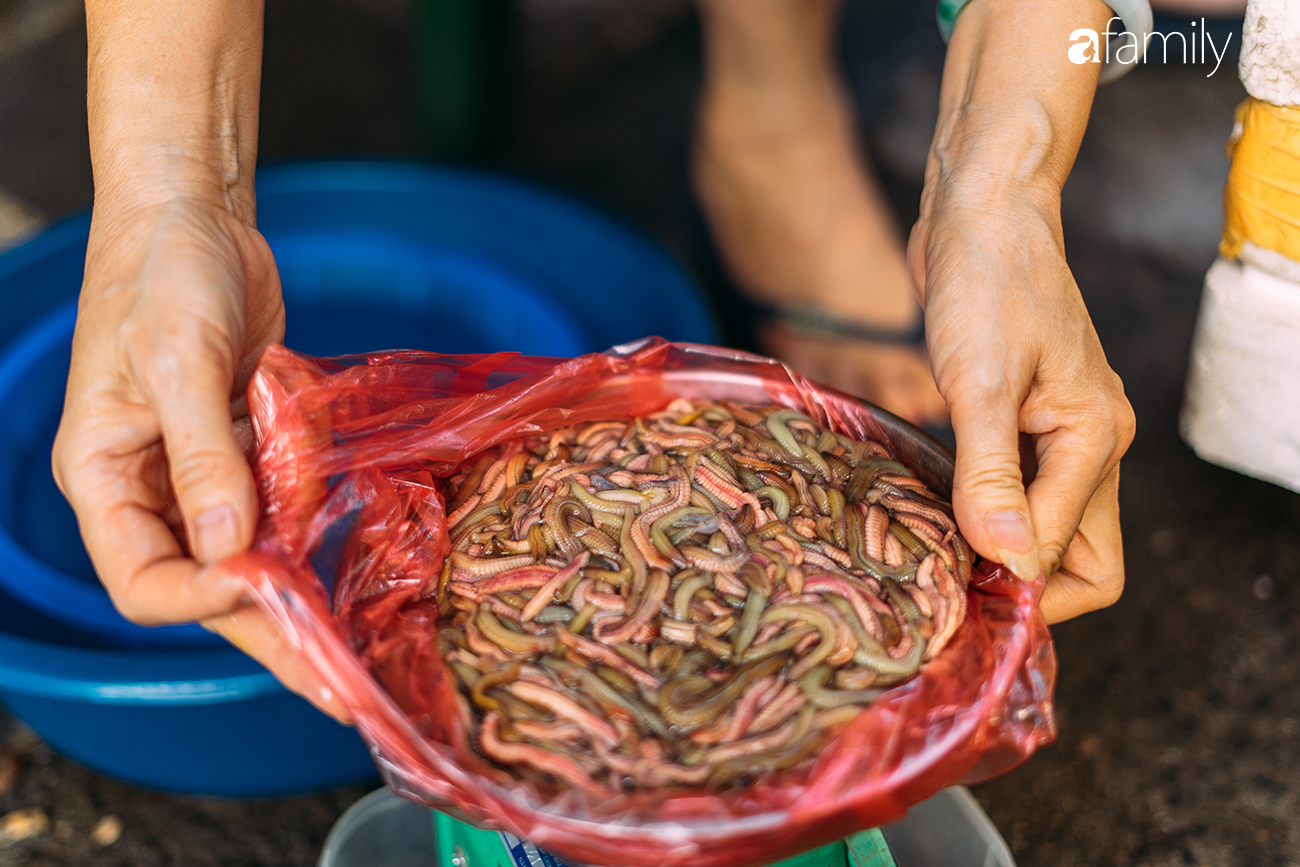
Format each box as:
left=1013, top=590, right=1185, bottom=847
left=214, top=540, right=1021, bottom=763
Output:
left=2, top=2, right=1298, bottom=866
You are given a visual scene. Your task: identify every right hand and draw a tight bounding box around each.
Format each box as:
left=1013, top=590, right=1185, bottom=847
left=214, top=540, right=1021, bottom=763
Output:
left=909, top=186, right=1134, bottom=624
left=52, top=195, right=349, bottom=721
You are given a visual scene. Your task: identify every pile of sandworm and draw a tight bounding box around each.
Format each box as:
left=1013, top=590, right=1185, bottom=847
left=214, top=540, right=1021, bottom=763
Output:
left=434, top=400, right=972, bottom=792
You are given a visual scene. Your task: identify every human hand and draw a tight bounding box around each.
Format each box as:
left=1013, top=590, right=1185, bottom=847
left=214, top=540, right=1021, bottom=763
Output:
left=908, top=190, right=1133, bottom=624
left=51, top=197, right=348, bottom=721
left=65, top=0, right=348, bottom=721
left=903, top=0, right=1131, bottom=623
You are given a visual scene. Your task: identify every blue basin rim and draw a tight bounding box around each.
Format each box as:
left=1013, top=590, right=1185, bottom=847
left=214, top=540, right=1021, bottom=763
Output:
left=0, top=630, right=281, bottom=704
left=255, top=161, right=665, bottom=239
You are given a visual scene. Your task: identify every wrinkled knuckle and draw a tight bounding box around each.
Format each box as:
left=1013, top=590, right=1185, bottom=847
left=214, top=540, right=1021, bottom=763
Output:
left=1094, top=569, right=1125, bottom=610
left=107, top=587, right=160, bottom=626
left=1075, top=394, right=1136, bottom=461
left=50, top=428, right=72, bottom=490
left=1070, top=558, right=1126, bottom=613
left=50, top=423, right=90, bottom=500
left=169, top=448, right=235, bottom=501
left=130, top=322, right=235, bottom=399
left=943, top=360, right=1012, bottom=402
left=1114, top=399, right=1137, bottom=452
left=1040, top=541, right=1068, bottom=577
left=1101, top=371, right=1135, bottom=422
left=958, top=461, right=1025, bottom=503
left=130, top=338, right=187, bottom=396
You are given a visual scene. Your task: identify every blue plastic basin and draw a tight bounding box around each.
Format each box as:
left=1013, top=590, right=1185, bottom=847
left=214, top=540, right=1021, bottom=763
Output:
left=0, top=161, right=717, bottom=794
left=0, top=587, right=380, bottom=795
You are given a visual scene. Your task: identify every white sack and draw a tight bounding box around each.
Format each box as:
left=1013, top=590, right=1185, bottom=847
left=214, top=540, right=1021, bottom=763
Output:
left=1182, top=250, right=1300, bottom=493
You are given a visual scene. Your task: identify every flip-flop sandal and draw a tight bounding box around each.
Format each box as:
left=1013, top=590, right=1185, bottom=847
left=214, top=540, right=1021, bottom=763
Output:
left=757, top=302, right=954, bottom=447
left=685, top=206, right=954, bottom=445
left=684, top=201, right=928, bottom=351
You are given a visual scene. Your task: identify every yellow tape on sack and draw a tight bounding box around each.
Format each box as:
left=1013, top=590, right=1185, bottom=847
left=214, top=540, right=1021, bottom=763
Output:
left=1222, top=97, right=1300, bottom=262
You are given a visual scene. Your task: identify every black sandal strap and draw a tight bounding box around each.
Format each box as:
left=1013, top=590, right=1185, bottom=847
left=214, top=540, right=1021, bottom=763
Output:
left=755, top=302, right=927, bottom=347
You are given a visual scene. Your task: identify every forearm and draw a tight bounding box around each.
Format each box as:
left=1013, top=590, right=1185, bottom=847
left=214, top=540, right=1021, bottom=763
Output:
left=926, top=0, right=1110, bottom=215
left=86, top=0, right=265, bottom=224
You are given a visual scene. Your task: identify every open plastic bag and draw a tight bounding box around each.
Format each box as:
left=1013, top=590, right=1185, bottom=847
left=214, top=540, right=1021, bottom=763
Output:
left=230, top=337, right=1055, bottom=867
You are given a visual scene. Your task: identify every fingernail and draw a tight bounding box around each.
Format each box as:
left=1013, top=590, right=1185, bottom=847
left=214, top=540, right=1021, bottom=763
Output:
left=193, top=505, right=239, bottom=563
left=985, top=510, right=1034, bottom=552
left=984, top=510, right=1040, bottom=581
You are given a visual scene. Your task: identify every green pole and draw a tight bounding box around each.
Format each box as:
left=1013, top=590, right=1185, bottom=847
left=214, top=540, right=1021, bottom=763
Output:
left=410, top=0, right=518, bottom=159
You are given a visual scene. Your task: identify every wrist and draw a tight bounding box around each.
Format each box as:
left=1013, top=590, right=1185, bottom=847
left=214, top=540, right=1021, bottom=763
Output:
left=91, top=152, right=254, bottom=227
left=86, top=0, right=264, bottom=226
left=81, top=192, right=247, bottom=299
left=923, top=0, right=1111, bottom=216
left=925, top=101, right=1070, bottom=222
left=911, top=171, right=1065, bottom=299
left=916, top=180, right=1063, bottom=260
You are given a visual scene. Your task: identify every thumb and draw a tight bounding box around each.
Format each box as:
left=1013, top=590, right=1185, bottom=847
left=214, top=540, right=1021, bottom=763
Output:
left=948, top=386, right=1041, bottom=582
left=144, top=337, right=259, bottom=565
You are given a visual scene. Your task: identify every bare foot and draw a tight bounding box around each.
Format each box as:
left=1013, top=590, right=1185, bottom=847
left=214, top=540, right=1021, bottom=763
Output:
left=692, top=0, right=947, bottom=427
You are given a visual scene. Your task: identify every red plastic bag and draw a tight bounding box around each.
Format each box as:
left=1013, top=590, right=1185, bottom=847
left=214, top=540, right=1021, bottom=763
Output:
left=231, top=338, right=1055, bottom=867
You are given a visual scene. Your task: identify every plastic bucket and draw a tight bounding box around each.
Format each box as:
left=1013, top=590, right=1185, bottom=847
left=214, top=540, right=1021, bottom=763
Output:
left=316, top=787, right=1016, bottom=867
